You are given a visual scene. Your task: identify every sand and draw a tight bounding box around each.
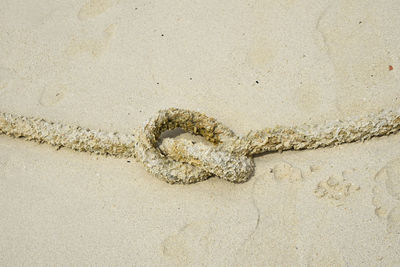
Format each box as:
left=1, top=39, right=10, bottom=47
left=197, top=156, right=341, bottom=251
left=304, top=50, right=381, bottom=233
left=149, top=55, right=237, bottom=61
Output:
left=1, top=0, right=400, bottom=266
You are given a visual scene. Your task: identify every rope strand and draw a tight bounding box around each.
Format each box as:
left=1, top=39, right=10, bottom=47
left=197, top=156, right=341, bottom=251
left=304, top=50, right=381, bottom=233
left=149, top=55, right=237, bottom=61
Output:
left=1, top=107, right=400, bottom=183
left=0, top=112, right=137, bottom=157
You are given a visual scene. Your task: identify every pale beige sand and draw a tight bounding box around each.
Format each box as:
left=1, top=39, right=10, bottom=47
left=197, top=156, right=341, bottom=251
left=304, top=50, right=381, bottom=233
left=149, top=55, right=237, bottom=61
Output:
left=1, top=0, right=400, bottom=266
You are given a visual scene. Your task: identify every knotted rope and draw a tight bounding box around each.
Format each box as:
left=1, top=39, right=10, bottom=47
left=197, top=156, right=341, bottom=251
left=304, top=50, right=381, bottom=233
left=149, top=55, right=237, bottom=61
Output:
left=1, top=107, right=400, bottom=184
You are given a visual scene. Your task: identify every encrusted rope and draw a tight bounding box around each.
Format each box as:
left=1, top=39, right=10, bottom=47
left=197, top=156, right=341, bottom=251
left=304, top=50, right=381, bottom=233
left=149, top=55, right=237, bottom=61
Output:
left=1, top=107, right=400, bottom=184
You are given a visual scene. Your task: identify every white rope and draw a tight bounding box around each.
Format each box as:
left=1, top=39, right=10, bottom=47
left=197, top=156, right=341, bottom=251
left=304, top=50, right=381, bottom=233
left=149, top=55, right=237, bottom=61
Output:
left=1, top=107, right=400, bottom=184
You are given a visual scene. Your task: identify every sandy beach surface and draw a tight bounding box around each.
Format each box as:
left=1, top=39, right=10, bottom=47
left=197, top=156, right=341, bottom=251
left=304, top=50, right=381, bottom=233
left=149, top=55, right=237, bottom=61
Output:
left=1, top=0, right=400, bottom=266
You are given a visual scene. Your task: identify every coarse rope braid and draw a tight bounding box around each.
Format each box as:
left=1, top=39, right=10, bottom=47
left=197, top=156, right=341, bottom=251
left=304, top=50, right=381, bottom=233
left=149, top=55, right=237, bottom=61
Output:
left=1, top=107, right=400, bottom=184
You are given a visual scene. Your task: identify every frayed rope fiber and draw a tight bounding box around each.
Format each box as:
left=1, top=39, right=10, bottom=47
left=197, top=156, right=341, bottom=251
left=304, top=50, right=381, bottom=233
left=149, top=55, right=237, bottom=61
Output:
left=1, top=108, right=400, bottom=184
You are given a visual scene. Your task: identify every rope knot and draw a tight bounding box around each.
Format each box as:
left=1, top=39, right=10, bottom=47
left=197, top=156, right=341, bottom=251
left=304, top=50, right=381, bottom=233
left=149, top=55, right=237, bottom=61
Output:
left=135, top=108, right=254, bottom=184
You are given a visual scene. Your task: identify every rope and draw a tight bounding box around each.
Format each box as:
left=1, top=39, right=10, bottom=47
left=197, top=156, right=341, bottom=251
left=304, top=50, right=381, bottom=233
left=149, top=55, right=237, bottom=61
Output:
left=1, top=107, right=400, bottom=184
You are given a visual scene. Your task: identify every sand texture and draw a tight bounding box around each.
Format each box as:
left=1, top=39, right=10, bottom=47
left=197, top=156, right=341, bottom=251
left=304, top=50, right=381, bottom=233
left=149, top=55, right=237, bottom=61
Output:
left=1, top=0, right=400, bottom=266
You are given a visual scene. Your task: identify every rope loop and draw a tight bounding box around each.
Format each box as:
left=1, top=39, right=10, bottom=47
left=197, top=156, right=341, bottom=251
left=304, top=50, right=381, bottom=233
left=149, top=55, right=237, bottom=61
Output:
left=134, top=108, right=254, bottom=184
